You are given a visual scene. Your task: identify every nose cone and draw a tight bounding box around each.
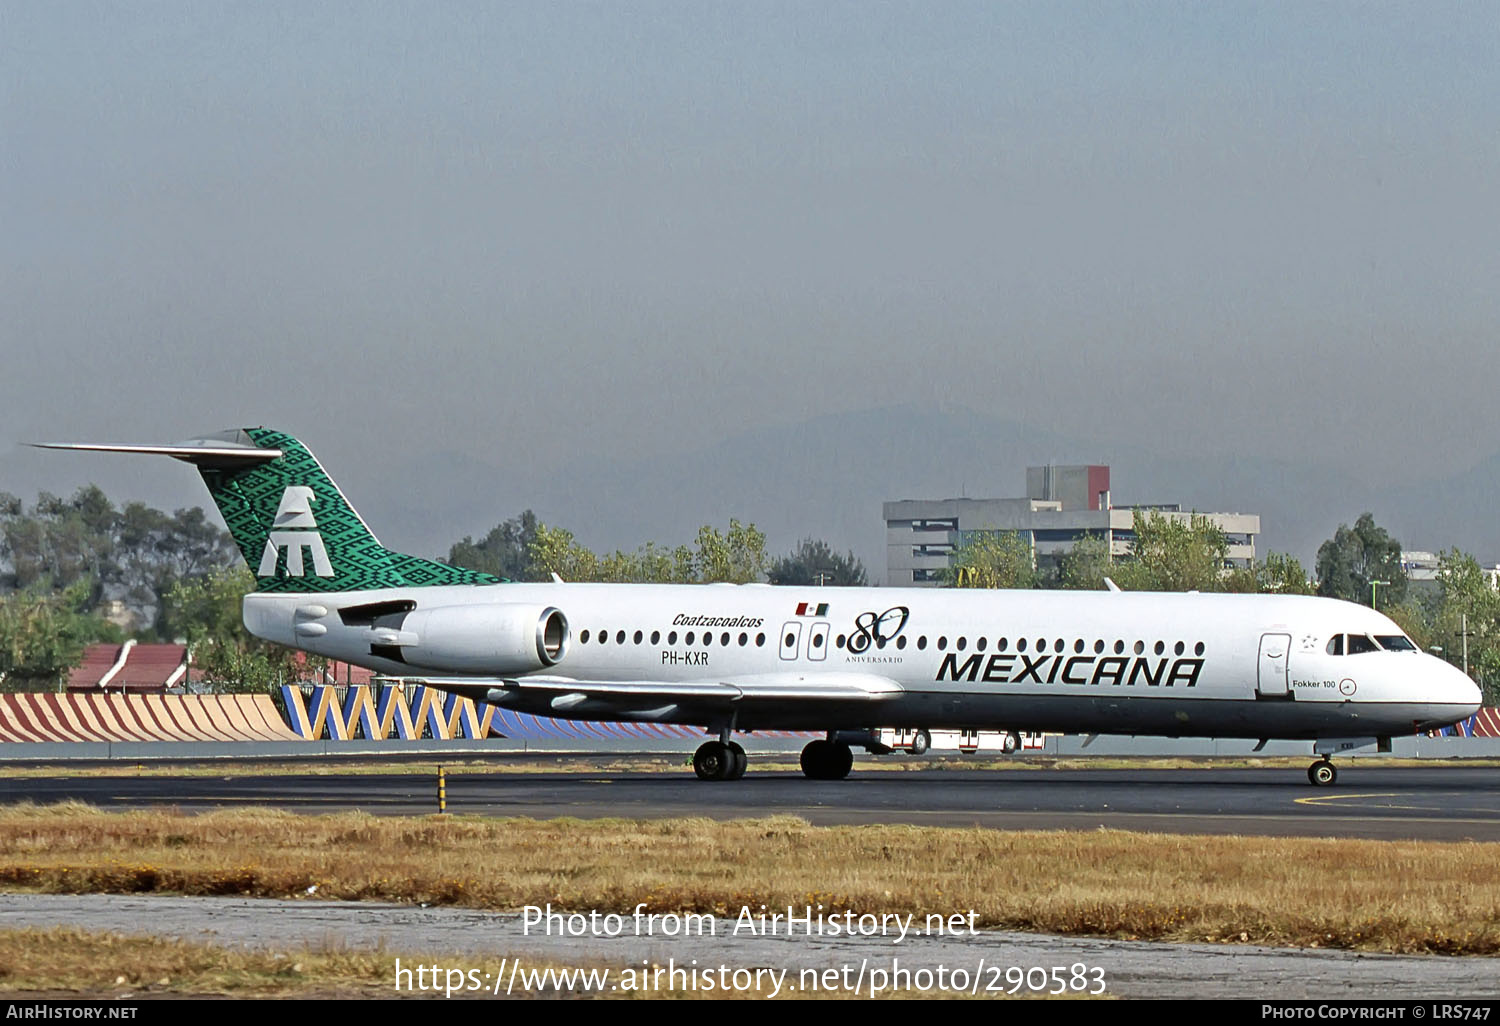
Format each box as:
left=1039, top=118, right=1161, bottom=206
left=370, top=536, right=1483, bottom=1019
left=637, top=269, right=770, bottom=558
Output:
left=1429, top=655, right=1482, bottom=719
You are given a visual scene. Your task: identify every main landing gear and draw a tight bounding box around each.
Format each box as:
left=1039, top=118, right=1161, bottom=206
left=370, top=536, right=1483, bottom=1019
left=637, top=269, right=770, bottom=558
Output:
left=800, top=737, right=854, bottom=780
left=693, top=738, right=747, bottom=781
left=1307, top=759, right=1338, bottom=786
left=691, top=730, right=856, bottom=781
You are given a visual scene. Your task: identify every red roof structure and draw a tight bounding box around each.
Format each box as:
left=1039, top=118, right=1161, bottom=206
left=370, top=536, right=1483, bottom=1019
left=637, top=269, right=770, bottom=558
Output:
left=66, top=642, right=188, bottom=693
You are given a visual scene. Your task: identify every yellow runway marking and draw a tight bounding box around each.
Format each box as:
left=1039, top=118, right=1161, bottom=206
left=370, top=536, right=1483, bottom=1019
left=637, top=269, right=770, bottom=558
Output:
left=1295, top=793, right=1404, bottom=806
left=1296, top=792, right=1500, bottom=815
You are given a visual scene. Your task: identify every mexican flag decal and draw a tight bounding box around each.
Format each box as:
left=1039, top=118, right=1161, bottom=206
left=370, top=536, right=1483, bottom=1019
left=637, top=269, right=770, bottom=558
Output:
left=795, top=602, right=829, bottom=617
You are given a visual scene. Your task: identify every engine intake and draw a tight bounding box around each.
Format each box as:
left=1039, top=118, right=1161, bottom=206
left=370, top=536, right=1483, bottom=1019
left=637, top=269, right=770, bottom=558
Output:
left=397, top=604, right=569, bottom=675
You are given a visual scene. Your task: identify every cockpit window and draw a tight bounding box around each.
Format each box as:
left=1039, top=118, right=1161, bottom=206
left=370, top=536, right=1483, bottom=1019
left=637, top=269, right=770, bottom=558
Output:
left=1326, top=635, right=1343, bottom=656
left=1376, top=635, right=1417, bottom=652
left=1346, top=634, right=1379, bottom=655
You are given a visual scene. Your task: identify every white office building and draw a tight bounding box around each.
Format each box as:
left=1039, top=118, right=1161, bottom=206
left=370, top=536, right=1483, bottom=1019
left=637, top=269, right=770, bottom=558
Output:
left=884, top=465, right=1260, bottom=586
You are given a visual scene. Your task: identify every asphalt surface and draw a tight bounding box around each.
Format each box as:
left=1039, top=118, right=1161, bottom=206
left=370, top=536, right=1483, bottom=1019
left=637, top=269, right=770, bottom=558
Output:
left=5, top=764, right=1500, bottom=839
left=4, top=894, right=1497, bottom=1000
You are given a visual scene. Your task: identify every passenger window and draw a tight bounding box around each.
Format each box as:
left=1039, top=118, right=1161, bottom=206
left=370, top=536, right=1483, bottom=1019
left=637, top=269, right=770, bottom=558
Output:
left=651, top=631, right=661, bottom=645
left=633, top=630, right=643, bottom=644
left=580, top=630, right=590, bottom=644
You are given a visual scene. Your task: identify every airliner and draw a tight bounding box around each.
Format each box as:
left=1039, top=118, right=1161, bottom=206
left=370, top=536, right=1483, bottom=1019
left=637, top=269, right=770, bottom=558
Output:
left=38, top=428, right=1481, bottom=785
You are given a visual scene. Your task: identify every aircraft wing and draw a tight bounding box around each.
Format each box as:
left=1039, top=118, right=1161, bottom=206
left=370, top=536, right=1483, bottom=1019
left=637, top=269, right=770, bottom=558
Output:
left=389, top=671, right=904, bottom=720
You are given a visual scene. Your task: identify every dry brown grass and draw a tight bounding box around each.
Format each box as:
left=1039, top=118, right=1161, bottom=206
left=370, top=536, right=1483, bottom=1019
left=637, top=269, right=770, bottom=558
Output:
left=0, top=803, right=1494, bottom=955
left=0, top=927, right=815, bottom=998
left=0, top=928, right=401, bottom=997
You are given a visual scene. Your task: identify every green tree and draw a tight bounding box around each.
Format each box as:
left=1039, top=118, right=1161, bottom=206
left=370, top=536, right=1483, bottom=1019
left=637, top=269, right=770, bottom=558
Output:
left=1056, top=534, right=1112, bottom=590
left=1109, top=511, right=1229, bottom=592
left=0, top=487, right=235, bottom=634
left=165, top=566, right=304, bottom=693
left=1429, top=549, right=1500, bottom=705
left=1224, top=552, right=1316, bottom=595
left=767, top=538, right=867, bottom=587
left=0, top=581, right=118, bottom=691
left=523, top=520, right=766, bottom=584
left=693, top=520, right=767, bottom=583
left=446, top=511, right=539, bottom=580
left=521, top=524, right=595, bottom=582
left=945, top=530, right=1037, bottom=589
left=1316, top=513, right=1407, bottom=609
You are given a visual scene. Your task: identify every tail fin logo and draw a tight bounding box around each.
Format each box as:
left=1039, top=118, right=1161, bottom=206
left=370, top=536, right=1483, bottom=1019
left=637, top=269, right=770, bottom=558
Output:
left=258, top=486, right=334, bottom=577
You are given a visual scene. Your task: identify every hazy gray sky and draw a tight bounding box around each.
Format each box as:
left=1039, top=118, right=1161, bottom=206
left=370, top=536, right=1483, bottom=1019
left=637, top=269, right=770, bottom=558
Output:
left=4, top=2, right=1498, bottom=556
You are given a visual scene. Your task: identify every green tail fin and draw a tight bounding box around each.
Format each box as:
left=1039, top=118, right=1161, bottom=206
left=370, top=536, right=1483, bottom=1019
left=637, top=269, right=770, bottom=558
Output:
left=199, top=427, right=499, bottom=593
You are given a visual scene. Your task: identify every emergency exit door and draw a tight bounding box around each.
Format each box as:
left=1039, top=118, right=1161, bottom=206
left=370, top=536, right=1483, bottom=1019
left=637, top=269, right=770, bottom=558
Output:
left=779, top=621, right=802, bottom=661
left=1257, top=633, right=1291, bottom=697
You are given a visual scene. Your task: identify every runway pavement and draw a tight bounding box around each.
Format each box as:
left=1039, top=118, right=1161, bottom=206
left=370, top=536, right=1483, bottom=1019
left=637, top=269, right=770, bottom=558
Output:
left=5, top=763, right=1500, bottom=839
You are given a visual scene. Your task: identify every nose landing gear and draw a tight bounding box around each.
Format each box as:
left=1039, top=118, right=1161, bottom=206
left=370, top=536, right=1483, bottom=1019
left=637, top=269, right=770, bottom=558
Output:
left=1307, top=759, right=1337, bottom=786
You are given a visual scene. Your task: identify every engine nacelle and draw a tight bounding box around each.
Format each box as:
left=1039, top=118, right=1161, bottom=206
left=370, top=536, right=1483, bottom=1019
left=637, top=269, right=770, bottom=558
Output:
left=398, top=603, right=569, bottom=675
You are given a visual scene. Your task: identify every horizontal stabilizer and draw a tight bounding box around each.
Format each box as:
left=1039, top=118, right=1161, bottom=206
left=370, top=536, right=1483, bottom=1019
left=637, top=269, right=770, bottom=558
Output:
left=31, top=440, right=282, bottom=465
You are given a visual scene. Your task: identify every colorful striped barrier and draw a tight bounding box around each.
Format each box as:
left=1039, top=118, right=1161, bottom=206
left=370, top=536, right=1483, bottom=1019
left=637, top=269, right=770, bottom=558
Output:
left=279, top=683, right=815, bottom=742
left=1434, top=707, right=1500, bottom=738
left=0, top=693, right=303, bottom=743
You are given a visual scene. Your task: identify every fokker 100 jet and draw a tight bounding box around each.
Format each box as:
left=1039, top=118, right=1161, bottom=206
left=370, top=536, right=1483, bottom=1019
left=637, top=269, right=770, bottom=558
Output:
left=39, top=429, right=1481, bottom=785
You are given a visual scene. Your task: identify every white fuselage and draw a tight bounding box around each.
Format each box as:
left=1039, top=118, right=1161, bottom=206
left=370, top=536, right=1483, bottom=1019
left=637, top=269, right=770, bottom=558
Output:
left=245, top=583, right=1481, bottom=740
